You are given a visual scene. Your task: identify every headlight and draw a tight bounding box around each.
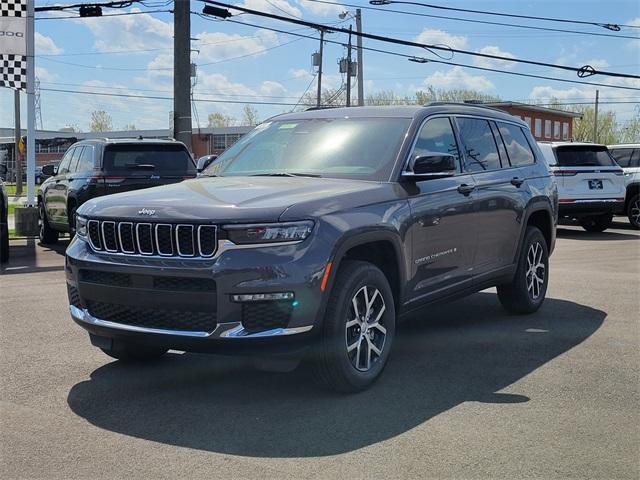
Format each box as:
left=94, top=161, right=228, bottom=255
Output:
left=75, top=215, right=88, bottom=238
left=224, top=221, right=314, bottom=245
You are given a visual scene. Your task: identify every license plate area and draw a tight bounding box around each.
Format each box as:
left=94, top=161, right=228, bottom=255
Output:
left=588, top=179, right=603, bottom=190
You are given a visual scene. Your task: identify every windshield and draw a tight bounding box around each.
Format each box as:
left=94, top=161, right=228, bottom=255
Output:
left=554, top=145, right=616, bottom=167
left=103, top=144, right=196, bottom=175
left=204, top=117, right=412, bottom=181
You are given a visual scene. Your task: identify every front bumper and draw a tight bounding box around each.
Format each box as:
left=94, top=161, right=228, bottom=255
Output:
left=559, top=199, right=625, bottom=217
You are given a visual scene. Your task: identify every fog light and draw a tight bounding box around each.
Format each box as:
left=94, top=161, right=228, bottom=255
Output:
left=231, top=292, right=295, bottom=302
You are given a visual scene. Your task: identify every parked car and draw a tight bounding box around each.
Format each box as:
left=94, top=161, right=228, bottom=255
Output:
left=65, top=104, right=558, bottom=392
left=608, top=143, right=640, bottom=229
left=0, top=163, right=8, bottom=263
left=538, top=142, right=625, bottom=232
left=38, top=138, right=196, bottom=244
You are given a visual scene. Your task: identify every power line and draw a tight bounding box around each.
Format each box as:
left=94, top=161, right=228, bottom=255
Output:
left=34, top=1, right=141, bottom=12
left=199, top=0, right=640, bottom=80
left=218, top=16, right=640, bottom=92
left=303, top=0, right=640, bottom=40
left=36, top=9, right=171, bottom=20
left=367, top=0, right=640, bottom=31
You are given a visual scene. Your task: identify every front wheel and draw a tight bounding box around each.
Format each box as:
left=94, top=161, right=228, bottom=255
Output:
left=39, top=201, right=59, bottom=245
left=497, top=226, right=549, bottom=314
left=627, top=194, right=640, bottom=229
left=579, top=213, right=613, bottom=232
left=312, top=260, right=396, bottom=393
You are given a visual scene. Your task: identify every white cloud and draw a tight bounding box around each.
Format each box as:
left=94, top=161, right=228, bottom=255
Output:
left=195, top=29, right=279, bottom=63
left=627, top=17, right=640, bottom=50
left=300, top=0, right=345, bottom=16
left=415, top=29, right=467, bottom=50
left=35, top=66, right=58, bottom=83
left=35, top=33, right=63, bottom=55
left=289, top=68, right=313, bottom=79
left=237, top=0, right=302, bottom=18
left=582, top=58, right=610, bottom=70
left=259, top=80, right=287, bottom=96
left=474, top=46, right=516, bottom=70
left=423, top=66, right=494, bottom=92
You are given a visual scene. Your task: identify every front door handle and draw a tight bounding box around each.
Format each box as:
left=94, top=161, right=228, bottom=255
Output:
left=457, top=183, right=475, bottom=195
left=511, top=177, right=524, bottom=187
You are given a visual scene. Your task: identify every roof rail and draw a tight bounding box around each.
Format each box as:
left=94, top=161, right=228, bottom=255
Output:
left=424, top=101, right=507, bottom=114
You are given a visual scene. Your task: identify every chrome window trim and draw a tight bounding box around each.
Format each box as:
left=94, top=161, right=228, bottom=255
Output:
left=87, top=220, right=102, bottom=250
left=155, top=223, right=174, bottom=256
left=136, top=223, right=154, bottom=255
left=197, top=225, right=217, bottom=258
left=101, top=221, right=118, bottom=252
left=117, top=222, right=135, bottom=254
left=175, top=224, right=195, bottom=257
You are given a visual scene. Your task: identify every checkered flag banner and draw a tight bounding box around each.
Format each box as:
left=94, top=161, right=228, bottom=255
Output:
left=0, top=0, right=27, bottom=90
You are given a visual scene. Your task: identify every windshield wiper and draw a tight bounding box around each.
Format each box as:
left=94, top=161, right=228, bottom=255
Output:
left=250, top=172, right=322, bottom=178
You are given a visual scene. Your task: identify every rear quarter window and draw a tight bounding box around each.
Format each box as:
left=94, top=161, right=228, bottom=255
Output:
left=495, top=122, right=535, bottom=167
left=102, top=144, right=195, bottom=175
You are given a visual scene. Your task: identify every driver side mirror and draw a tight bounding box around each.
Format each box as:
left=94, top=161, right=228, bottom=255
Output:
left=402, top=153, right=457, bottom=181
left=42, top=164, right=58, bottom=176
left=197, top=155, right=218, bottom=173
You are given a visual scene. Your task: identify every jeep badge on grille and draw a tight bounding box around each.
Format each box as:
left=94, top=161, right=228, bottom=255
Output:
left=138, top=208, right=156, bottom=216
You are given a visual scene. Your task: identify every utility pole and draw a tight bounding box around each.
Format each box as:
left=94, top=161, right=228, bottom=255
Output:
left=346, top=25, right=352, bottom=107
left=355, top=9, right=364, bottom=106
left=316, top=29, right=325, bottom=107
left=14, top=90, right=22, bottom=195
left=26, top=0, right=35, bottom=206
left=593, top=89, right=599, bottom=143
left=174, top=0, right=193, bottom=151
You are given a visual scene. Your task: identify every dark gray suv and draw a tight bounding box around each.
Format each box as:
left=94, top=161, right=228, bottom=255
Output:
left=65, top=104, right=558, bottom=392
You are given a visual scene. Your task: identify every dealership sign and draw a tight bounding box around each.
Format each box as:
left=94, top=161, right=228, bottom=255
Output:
left=0, top=0, right=27, bottom=90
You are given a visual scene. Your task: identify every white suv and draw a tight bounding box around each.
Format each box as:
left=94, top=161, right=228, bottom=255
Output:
left=608, top=144, right=640, bottom=229
left=538, top=142, right=625, bottom=232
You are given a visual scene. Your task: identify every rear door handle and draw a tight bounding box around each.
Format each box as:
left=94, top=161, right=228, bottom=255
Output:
left=511, top=177, right=524, bottom=187
left=457, top=183, right=475, bottom=195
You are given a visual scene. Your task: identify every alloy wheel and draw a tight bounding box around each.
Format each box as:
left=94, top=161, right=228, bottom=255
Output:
left=526, top=242, right=545, bottom=300
left=345, top=285, right=387, bottom=372
left=631, top=199, right=640, bottom=227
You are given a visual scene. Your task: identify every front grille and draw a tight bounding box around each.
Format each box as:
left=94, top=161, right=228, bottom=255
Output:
left=67, top=284, right=81, bottom=307
left=87, top=220, right=217, bottom=258
left=86, top=300, right=217, bottom=333
left=152, top=276, right=215, bottom=292
left=241, top=301, right=293, bottom=333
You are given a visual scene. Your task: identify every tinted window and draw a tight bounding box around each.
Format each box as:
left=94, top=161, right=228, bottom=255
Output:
left=554, top=146, right=616, bottom=167
left=76, top=146, right=94, bottom=172
left=210, top=118, right=411, bottom=181
left=609, top=148, right=634, bottom=168
left=103, top=144, right=196, bottom=175
left=57, top=148, right=75, bottom=175
left=496, top=122, right=535, bottom=167
left=412, top=117, right=461, bottom=171
left=456, top=118, right=501, bottom=172
left=68, top=147, right=83, bottom=173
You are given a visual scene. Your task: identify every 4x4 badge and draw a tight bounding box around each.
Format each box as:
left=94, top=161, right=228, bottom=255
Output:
left=138, top=208, right=156, bottom=216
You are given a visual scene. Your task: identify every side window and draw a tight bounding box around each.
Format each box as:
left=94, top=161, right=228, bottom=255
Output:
left=496, top=122, right=536, bottom=167
left=456, top=117, right=502, bottom=173
left=633, top=150, right=640, bottom=168
left=610, top=148, right=633, bottom=168
left=68, top=146, right=83, bottom=173
left=411, top=117, right=461, bottom=171
left=76, top=146, right=94, bottom=172
left=57, top=148, right=75, bottom=175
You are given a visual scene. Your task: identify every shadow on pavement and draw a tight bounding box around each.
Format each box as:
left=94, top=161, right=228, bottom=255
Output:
left=556, top=228, right=638, bottom=241
left=67, top=292, right=605, bottom=458
left=0, top=239, right=68, bottom=275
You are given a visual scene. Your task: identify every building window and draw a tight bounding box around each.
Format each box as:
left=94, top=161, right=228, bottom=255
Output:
left=524, top=117, right=532, bottom=129
left=212, top=134, right=226, bottom=149
left=553, top=121, right=561, bottom=139
left=562, top=122, right=569, bottom=140
left=544, top=120, right=552, bottom=139
left=226, top=134, right=242, bottom=148
left=534, top=118, right=542, bottom=138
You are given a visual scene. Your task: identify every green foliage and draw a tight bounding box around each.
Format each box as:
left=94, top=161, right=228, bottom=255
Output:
left=90, top=110, right=113, bottom=132
left=241, top=105, right=260, bottom=126
left=207, top=112, right=235, bottom=128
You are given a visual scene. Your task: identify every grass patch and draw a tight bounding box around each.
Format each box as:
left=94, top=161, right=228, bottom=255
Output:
left=8, top=203, right=17, bottom=216
left=4, top=183, right=41, bottom=197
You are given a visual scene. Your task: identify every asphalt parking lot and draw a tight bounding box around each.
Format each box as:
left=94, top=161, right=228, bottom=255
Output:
left=1, top=223, right=638, bottom=480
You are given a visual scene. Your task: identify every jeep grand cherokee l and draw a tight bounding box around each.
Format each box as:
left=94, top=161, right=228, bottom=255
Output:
left=608, top=143, right=640, bottom=229
left=39, top=138, right=196, bottom=244
left=66, top=104, right=558, bottom=392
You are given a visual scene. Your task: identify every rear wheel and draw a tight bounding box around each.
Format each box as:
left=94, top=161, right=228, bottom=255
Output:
left=38, top=201, right=59, bottom=244
left=67, top=203, right=77, bottom=239
left=627, top=194, right=640, bottom=229
left=579, top=213, right=613, bottom=232
left=312, top=260, right=396, bottom=393
left=100, top=342, right=168, bottom=362
left=497, top=226, right=549, bottom=314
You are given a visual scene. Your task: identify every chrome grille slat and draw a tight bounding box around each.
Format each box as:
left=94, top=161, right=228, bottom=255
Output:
left=86, top=220, right=216, bottom=259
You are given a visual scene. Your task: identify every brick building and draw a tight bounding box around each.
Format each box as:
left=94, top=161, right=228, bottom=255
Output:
left=484, top=102, right=583, bottom=142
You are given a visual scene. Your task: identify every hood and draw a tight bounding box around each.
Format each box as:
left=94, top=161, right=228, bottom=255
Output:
left=78, top=176, right=393, bottom=223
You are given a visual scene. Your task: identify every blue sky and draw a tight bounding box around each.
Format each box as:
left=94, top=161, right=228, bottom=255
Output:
left=2, top=0, right=639, bottom=131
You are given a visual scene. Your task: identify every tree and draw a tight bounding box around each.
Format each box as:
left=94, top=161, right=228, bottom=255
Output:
left=617, top=108, right=640, bottom=143
left=122, top=124, right=137, bottom=131
left=59, top=124, right=82, bottom=133
left=90, top=110, right=113, bottom=132
left=241, top=105, right=260, bottom=126
left=207, top=112, right=235, bottom=128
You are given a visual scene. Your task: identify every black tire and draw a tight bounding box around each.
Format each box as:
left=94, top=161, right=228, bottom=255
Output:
left=38, top=201, right=59, bottom=245
left=100, top=343, right=168, bottom=362
left=579, top=213, right=613, bottom=232
left=627, top=194, right=640, bottom=230
left=497, top=226, right=549, bottom=315
left=312, top=260, right=396, bottom=393
left=0, top=222, right=9, bottom=264
left=68, top=203, right=77, bottom=239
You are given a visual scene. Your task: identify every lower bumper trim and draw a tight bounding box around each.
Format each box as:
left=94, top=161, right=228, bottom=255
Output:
left=69, top=305, right=313, bottom=339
